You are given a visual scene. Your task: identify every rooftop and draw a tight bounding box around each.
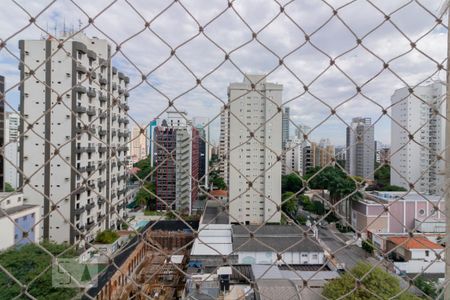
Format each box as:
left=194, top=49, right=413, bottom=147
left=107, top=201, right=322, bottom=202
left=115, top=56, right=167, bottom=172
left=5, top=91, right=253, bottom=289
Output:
left=232, top=224, right=321, bottom=253
left=388, top=236, right=444, bottom=250
left=201, top=200, right=229, bottom=225
left=209, top=190, right=228, bottom=198
left=366, top=192, right=442, bottom=203
left=0, top=204, right=38, bottom=218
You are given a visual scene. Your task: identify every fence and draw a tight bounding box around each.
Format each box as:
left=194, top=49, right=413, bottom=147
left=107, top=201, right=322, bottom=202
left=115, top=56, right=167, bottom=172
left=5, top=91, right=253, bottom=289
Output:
left=0, top=0, right=449, bottom=299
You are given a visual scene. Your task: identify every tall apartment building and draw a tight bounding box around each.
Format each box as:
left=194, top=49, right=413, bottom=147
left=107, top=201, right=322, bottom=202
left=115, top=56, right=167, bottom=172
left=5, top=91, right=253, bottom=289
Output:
left=4, top=112, right=20, bottom=188
left=295, top=124, right=311, bottom=139
left=302, top=140, right=335, bottom=175
left=148, top=118, right=158, bottom=168
left=284, top=138, right=306, bottom=175
left=281, top=106, right=290, bottom=149
left=0, top=75, right=4, bottom=190
left=391, top=82, right=445, bottom=195
left=154, top=112, right=199, bottom=214
left=218, top=106, right=229, bottom=186
left=228, top=75, right=282, bottom=224
left=193, top=117, right=210, bottom=188
left=130, top=125, right=148, bottom=164
left=346, top=117, right=375, bottom=180
left=19, top=33, right=131, bottom=244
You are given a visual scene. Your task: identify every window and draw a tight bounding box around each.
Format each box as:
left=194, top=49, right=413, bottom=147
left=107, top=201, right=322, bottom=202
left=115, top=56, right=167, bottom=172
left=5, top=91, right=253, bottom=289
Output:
left=425, top=250, right=429, bottom=257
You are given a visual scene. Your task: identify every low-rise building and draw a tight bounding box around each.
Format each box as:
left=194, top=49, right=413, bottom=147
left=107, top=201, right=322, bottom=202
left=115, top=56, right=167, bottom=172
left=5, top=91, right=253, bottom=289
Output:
left=386, top=236, right=445, bottom=276
left=351, top=192, right=444, bottom=238
left=232, top=224, right=323, bottom=265
left=0, top=193, right=40, bottom=250
left=208, top=190, right=228, bottom=203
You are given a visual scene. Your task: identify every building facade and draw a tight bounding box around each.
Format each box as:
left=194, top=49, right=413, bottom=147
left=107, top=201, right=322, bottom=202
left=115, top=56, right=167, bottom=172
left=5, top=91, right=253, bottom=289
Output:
left=346, top=117, right=375, bottom=179
left=228, top=75, right=282, bottom=224
left=154, top=112, right=199, bottom=214
left=351, top=192, right=445, bottom=238
left=281, top=106, right=290, bottom=149
left=284, top=138, right=306, bottom=175
left=0, top=75, right=4, bottom=191
left=301, top=140, right=335, bottom=175
left=218, top=106, right=229, bottom=186
left=19, top=33, right=131, bottom=244
left=0, top=193, right=40, bottom=251
left=129, top=125, right=148, bottom=164
left=390, top=82, right=445, bottom=195
left=4, top=112, right=20, bottom=188
left=194, top=117, right=210, bottom=188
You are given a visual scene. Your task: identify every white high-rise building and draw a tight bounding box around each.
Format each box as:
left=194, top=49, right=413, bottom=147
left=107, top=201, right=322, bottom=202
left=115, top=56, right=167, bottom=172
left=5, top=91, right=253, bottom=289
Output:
left=284, top=138, right=307, bottom=176
left=4, top=112, right=20, bottom=188
left=346, top=117, right=375, bottom=180
left=228, top=75, right=282, bottom=224
left=391, top=82, right=445, bottom=195
left=218, top=106, right=229, bottom=186
left=130, top=125, right=148, bottom=164
left=19, top=33, right=131, bottom=244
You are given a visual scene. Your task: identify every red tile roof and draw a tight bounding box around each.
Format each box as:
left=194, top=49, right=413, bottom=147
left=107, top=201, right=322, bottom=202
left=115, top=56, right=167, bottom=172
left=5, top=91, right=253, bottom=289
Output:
left=209, top=190, right=228, bottom=197
left=388, top=236, right=443, bottom=250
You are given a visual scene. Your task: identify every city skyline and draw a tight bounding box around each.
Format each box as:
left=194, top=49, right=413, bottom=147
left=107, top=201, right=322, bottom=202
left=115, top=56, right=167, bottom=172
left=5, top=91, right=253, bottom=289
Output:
left=0, top=1, right=446, bottom=146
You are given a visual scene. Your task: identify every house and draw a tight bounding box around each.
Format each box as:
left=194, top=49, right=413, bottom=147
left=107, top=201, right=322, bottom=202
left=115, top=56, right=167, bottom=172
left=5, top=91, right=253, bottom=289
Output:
left=0, top=193, right=40, bottom=251
left=351, top=192, right=444, bottom=239
left=386, top=236, right=445, bottom=275
left=208, top=190, right=228, bottom=203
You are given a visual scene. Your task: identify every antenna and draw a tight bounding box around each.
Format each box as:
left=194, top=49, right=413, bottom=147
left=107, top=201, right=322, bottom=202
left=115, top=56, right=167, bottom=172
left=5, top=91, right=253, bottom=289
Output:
left=63, top=18, right=66, bottom=35
left=78, top=19, right=82, bottom=30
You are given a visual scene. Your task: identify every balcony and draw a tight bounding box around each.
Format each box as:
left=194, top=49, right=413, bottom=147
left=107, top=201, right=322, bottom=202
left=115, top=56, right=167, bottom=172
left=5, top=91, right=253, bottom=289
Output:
left=73, top=85, right=87, bottom=94
left=99, top=111, right=107, bottom=119
left=124, top=76, right=130, bottom=84
left=98, top=180, right=106, bottom=188
left=124, top=91, right=130, bottom=97
left=118, top=72, right=125, bottom=80
left=75, top=105, right=87, bottom=114
left=87, top=89, right=96, bottom=98
left=98, top=145, right=107, bottom=152
left=86, top=164, right=96, bottom=172
left=112, top=82, right=117, bottom=90
left=76, top=64, right=87, bottom=74
left=76, top=147, right=86, bottom=154
left=99, top=128, right=107, bottom=136
left=99, top=78, right=107, bottom=86
left=86, top=145, right=96, bottom=153
left=86, top=221, right=95, bottom=230
left=97, top=214, right=106, bottom=222
left=87, top=50, right=97, bottom=60
left=98, top=197, right=106, bottom=205
left=118, top=88, right=124, bottom=95
left=74, top=206, right=85, bottom=215
left=112, top=67, right=117, bottom=75
left=112, top=129, right=116, bottom=137
left=99, top=94, right=107, bottom=102
left=86, top=202, right=95, bottom=210
left=112, top=115, right=117, bottom=122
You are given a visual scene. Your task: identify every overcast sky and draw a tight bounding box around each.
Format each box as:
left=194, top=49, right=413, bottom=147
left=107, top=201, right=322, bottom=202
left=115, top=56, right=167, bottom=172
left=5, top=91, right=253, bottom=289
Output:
left=0, top=0, right=447, bottom=145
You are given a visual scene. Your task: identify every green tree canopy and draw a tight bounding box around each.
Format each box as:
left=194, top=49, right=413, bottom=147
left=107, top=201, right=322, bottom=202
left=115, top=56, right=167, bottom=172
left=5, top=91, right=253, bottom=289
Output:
left=95, top=229, right=119, bottom=244
left=0, top=242, right=78, bottom=300
left=323, top=262, right=421, bottom=300
left=135, top=182, right=156, bottom=209
left=4, top=182, right=14, bottom=192
left=281, top=192, right=298, bottom=215
left=131, top=157, right=152, bottom=182
left=282, top=173, right=303, bottom=193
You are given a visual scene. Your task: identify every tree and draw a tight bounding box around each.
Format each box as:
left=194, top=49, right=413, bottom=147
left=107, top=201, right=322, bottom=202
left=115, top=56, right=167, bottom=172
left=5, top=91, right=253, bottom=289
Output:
left=0, top=242, right=78, bottom=300
left=282, top=173, right=303, bottom=193
left=374, top=163, right=390, bottom=186
left=414, top=276, right=439, bottom=299
left=323, top=262, right=421, bottom=300
left=95, top=229, right=119, bottom=244
left=135, top=182, right=156, bottom=209
left=4, top=182, right=14, bottom=192
left=282, top=192, right=298, bottom=215
left=211, top=176, right=227, bottom=190
left=131, top=157, right=152, bottom=182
